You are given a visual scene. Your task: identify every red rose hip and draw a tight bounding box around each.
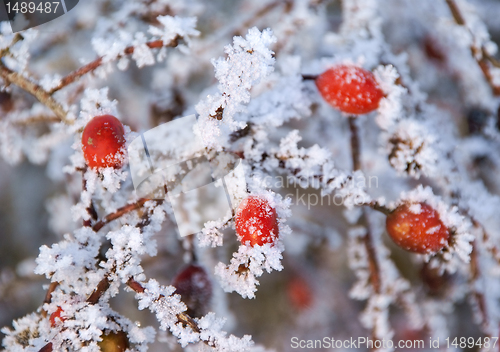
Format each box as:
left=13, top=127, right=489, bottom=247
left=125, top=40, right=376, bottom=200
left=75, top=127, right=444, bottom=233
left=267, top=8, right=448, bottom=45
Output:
left=172, top=264, right=212, bottom=317
left=315, top=65, right=384, bottom=114
left=82, top=115, right=126, bottom=169
left=235, top=196, right=279, bottom=246
left=386, top=202, right=450, bottom=254
left=287, top=276, right=313, bottom=310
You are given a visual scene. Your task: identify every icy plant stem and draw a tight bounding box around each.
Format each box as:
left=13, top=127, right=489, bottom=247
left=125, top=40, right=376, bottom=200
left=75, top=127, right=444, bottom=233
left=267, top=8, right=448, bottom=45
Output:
left=445, top=0, right=500, bottom=95
left=469, top=234, right=495, bottom=338
left=92, top=198, right=153, bottom=232
left=82, top=169, right=98, bottom=228
left=86, top=276, right=111, bottom=305
left=48, top=39, right=178, bottom=94
left=125, top=278, right=202, bottom=334
left=0, top=62, right=71, bottom=124
left=348, top=115, right=384, bottom=349
left=38, top=343, right=53, bottom=352
left=41, top=281, right=59, bottom=318
left=348, top=116, right=361, bottom=171
left=301, top=74, right=318, bottom=80
left=347, top=118, right=382, bottom=291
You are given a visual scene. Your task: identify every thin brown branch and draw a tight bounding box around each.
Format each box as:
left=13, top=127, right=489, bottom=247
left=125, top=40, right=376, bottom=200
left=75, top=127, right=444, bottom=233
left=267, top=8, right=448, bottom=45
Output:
left=0, top=63, right=71, bottom=124
left=301, top=74, right=318, bottom=80
left=126, top=277, right=145, bottom=293
left=41, top=282, right=59, bottom=318
left=11, top=115, right=61, bottom=125
left=238, top=0, right=288, bottom=36
left=126, top=278, right=201, bottom=334
left=348, top=115, right=381, bottom=295
left=87, top=277, right=110, bottom=305
left=348, top=116, right=361, bottom=171
left=445, top=0, right=465, bottom=25
left=92, top=198, right=150, bottom=232
left=48, top=39, right=177, bottom=94
left=445, top=0, right=500, bottom=96
left=82, top=168, right=98, bottom=228
left=0, top=34, right=23, bottom=58
left=469, top=241, right=492, bottom=336
left=366, top=200, right=392, bottom=216
left=38, top=342, right=52, bottom=352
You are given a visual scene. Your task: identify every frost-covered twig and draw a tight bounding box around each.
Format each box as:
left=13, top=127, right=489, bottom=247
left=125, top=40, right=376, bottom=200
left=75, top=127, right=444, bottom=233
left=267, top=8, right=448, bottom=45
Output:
left=0, top=63, right=71, bottom=124
left=92, top=198, right=153, bottom=232
left=48, top=39, right=177, bottom=94
left=445, top=0, right=500, bottom=95
left=126, top=278, right=201, bottom=334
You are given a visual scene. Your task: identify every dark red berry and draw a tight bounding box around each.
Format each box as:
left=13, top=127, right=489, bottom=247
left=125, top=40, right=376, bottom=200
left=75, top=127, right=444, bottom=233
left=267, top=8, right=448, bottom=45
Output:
left=287, top=276, right=313, bottom=310
left=172, top=264, right=212, bottom=317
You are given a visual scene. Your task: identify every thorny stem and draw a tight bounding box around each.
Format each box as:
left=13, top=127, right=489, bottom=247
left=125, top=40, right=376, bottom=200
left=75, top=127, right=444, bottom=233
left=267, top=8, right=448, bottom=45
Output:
left=48, top=39, right=178, bottom=94
left=0, top=63, right=71, bottom=124
left=445, top=0, right=500, bottom=96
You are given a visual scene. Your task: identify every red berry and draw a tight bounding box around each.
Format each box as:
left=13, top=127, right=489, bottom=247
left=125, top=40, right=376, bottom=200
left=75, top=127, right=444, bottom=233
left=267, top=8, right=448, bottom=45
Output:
left=82, top=115, right=126, bottom=169
left=172, top=264, right=212, bottom=317
left=287, top=276, right=313, bottom=310
left=49, top=306, right=65, bottom=327
left=386, top=202, right=450, bottom=254
left=235, top=196, right=279, bottom=246
left=315, top=65, right=384, bottom=114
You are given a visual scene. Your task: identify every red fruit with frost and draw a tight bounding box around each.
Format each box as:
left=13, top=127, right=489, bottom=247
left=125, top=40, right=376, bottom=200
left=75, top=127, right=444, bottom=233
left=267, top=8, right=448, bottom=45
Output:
left=172, top=264, right=212, bottom=317
left=82, top=115, right=126, bottom=169
left=235, top=196, right=279, bottom=246
left=386, top=202, right=450, bottom=254
left=315, top=65, right=384, bottom=114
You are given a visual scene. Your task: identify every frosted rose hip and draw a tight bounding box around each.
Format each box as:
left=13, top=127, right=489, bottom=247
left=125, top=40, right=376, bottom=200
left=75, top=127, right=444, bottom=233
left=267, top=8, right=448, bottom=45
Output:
left=287, top=276, right=313, bottom=310
left=235, top=196, right=279, bottom=246
left=386, top=202, right=450, bottom=254
left=82, top=115, right=126, bottom=169
left=315, top=65, right=384, bottom=114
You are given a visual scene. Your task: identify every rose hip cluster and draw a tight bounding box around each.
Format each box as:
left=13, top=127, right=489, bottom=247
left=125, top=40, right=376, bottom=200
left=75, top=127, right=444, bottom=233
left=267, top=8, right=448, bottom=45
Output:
left=315, top=64, right=450, bottom=254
